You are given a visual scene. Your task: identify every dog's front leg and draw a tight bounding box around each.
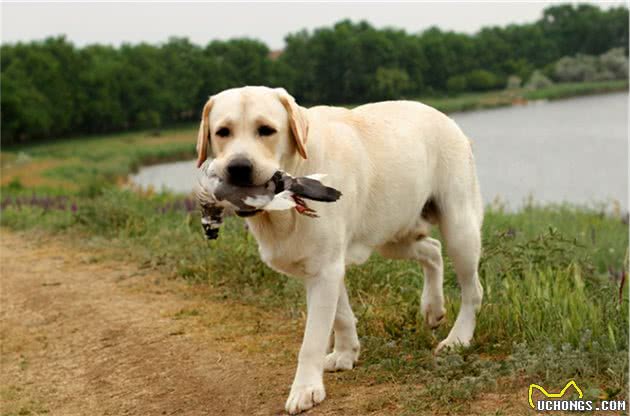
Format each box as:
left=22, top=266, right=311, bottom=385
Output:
left=285, top=260, right=344, bottom=415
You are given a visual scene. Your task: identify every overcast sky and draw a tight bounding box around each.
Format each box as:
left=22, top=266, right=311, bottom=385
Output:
left=1, top=1, right=624, bottom=50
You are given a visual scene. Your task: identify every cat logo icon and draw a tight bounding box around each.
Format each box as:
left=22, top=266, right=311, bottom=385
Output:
left=528, top=380, right=583, bottom=409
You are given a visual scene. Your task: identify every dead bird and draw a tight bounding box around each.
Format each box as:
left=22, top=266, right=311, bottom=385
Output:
left=196, top=160, right=341, bottom=240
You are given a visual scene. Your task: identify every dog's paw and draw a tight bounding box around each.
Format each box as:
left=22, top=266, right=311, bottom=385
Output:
left=421, top=301, right=446, bottom=329
left=324, top=349, right=358, bottom=372
left=434, top=334, right=471, bottom=355
left=285, top=383, right=326, bottom=415
left=435, top=306, right=477, bottom=354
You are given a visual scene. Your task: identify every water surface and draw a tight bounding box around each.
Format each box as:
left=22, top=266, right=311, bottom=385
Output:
left=452, top=92, right=627, bottom=210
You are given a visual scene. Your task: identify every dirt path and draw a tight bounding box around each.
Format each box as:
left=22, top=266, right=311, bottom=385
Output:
left=1, top=231, right=398, bottom=416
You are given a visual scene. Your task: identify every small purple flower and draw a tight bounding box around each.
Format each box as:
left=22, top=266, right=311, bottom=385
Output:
left=184, top=198, right=194, bottom=212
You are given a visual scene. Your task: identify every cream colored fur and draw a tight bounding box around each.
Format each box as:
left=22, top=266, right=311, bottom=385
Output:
left=196, top=86, right=484, bottom=414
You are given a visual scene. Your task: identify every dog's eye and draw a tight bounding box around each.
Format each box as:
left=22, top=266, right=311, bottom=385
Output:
left=258, top=125, right=276, bottom=137
left=216, top=127, right=230, bottom=138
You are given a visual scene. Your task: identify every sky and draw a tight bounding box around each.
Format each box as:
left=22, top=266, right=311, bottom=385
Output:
left=1, top=1, right=624, bottom=50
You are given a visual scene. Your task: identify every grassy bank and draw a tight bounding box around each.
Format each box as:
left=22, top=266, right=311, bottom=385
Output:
left=422, top=79, right=629, bottom=113
left=1, top=186, right=628, bottom=412
left=1, top=126, right=196, bottom=194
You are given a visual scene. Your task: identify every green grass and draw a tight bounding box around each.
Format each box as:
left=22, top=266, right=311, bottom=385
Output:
left=522, top=79, right=629, bottom=101
left=422, top=79, right=628, bottom=113
left=1, top=125, right=197, bottom=194
left=1, top=188, right=627, bottom=413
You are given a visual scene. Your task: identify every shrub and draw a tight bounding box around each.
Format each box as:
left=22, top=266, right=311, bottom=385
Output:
left=525, top=70, right=554, bottom=90
left=554, top=54, right=598, bottom=82
left=599, top=48, right=629, bottom=79
left=369, top=67, right=412, bottom=100
left=465, top=69, right=501, bottom=91
left=592, top=70, right=617, bottom=81
left=136, top=110, right=162, bottom=130
left=505, top=75, right=522, bottom=90
left=446, top=75, right=468, bottom=93
left=554, top=48, right=629, bottom=82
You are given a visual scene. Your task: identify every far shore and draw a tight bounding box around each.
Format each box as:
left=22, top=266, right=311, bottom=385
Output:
left=419, top=79, right=628, bottom=114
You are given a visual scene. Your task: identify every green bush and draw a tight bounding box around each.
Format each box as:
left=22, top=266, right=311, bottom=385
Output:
left=465, top=69, right=501, bottom=91
left=505, top=75, right=522, bottom=90
left=136, top=110, right=162, bottom=130
left=555, top=54, right=599, bottom=82
left=554, top=48, right=629, bottom=82
left=369, top=67, right=412, bottom=100
left=600, top=48, right=629, bottom=79
left=526, top=70, right=554, bottom=89
left=446, top=75, right=467, bottom=93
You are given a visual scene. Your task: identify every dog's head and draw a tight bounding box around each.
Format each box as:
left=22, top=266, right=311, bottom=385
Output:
left=196, top=86, right=308, bottom=186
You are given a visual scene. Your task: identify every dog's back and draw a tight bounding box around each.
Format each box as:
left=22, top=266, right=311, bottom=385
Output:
left=305, top=100, right=482, bottom=251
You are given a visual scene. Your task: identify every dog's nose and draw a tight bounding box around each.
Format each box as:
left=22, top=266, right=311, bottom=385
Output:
left=226, top=157, right=253, bottom=186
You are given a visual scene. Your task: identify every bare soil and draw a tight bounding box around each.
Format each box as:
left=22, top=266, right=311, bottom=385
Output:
left=0, top=231, right=402, bottom=416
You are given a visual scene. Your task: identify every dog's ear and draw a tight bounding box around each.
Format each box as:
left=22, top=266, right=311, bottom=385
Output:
left=276, top=88, right=308, bottom=160
left=196, top=98, right=214, bottom=168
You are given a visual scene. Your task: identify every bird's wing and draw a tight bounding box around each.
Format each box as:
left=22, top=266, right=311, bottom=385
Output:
left=196, top=175, right=221, bottom=203
left=290, top=177, right=342, bottom=202
left=242, top=194, right=274, bottom=209
left=196, top=174, right=236, bottom=213
left=262, top=190, right=297, bottom=210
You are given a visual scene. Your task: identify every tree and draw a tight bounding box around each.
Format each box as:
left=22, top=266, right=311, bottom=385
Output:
left=1, top=4, right=627, bottom=144
left=466, top=70, right=501, bottom=91
left=370, top=67, right=411, bottom=100
left=446, top=75, right=467, bottom=93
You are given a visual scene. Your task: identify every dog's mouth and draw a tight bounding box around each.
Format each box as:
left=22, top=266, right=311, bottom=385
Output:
left=226, top=172, right=283, bottom=218
left=222, top=173, right=275, bottom=188
left=225, top=171, right=282, bottom=189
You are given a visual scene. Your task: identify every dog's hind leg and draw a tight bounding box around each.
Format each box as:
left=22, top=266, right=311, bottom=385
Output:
left=435, top=203, right=483, bottom=353
left=378, top=232, right=446, bottom=329
left=324, top=281, right=360, bottom=372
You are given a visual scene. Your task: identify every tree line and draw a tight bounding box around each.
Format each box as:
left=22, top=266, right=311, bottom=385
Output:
left=1, top=3, right=628, bottom=144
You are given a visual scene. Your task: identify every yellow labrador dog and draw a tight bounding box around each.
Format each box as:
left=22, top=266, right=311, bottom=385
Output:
left=195, top=86, right=483, bottom=414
